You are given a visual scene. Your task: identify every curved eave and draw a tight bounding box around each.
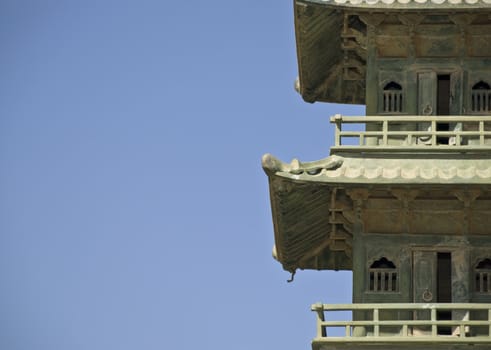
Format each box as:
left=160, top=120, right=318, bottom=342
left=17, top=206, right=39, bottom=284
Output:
left=295, top=1, right=364, bottom=104
left=263, top=154, right=353, bottom=273
left=294, top=0, right=491, bottom=104
left=263, top=152, right=491, bottom=185
left=262, top=152, right=491, bottom=273
left=300, top=0, right=491, bottom=10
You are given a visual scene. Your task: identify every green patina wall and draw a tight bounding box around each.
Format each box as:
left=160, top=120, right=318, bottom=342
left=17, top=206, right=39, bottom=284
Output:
left=363, top=14, right=491, bottom=116
left=349, top=14, right=491, bottom=316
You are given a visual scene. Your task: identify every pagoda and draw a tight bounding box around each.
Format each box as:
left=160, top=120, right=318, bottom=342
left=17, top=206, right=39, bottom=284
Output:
left=263, top=1, right=491, bottom=349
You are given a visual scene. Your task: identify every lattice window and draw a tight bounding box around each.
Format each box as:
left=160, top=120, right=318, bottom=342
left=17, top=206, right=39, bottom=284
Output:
left=471, top=81, right=491, bottom=113
left=475, top=258, right=491, bottom=293
left=383, top=82, right=403, bottom=113
left=368, top=257, right=398, bottom=292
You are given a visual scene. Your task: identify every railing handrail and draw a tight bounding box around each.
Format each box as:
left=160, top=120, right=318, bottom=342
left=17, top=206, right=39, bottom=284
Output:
left=312, top=302, right=491, bottom=310
left=330, top=114, right=491, bottom=149
left=330, top=115, right=491, bottom=122
left=311, top=302, right=491, bottom=343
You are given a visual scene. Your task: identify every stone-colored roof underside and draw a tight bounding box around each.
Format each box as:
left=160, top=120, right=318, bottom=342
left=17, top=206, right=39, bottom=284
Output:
left=265, top=171, right=353, bottom=273
left=294, top=1, right=491, bottom=104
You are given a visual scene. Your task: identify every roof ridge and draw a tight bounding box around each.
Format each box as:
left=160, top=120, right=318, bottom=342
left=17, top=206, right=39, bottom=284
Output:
left=316, top=0, right=491, bottom=5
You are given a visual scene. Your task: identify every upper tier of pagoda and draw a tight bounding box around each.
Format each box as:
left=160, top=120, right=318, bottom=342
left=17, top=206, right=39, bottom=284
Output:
left=294, top=1, right=491, bottom=104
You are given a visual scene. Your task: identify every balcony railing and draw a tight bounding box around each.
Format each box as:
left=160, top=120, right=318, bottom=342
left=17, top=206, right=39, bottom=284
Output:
left=331, top=115, right=491, bottom=152
left=312, top=303, right=491, bottom=345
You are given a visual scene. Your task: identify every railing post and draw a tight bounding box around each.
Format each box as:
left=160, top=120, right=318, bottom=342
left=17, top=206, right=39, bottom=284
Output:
left=480, top=120, right=485, bottom=145
left=454, top=122, right=464, bottom=146
left=402, top=324, right=408, bottom=337
left=318, top=307, right=326, bottom=338
left=374, top=308, right=379, bottom=337
left=334, top=114, right=342, bottom=147
left=431, top=120, right=437, bottom=146
left=431, top=308, right=437, bottom=337
left=312, top=303, right=326, bottom=338
left=382, top=120, right=388, bottom=146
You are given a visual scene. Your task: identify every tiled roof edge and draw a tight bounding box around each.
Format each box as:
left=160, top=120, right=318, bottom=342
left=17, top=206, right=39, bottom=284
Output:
left=302, top=0, right=491, bottom=8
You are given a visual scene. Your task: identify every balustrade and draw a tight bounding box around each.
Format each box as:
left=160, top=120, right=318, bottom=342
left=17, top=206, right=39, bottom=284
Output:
left=312, top=303, right=491, bottom=344
left=331, top=115, right=491, bottom=151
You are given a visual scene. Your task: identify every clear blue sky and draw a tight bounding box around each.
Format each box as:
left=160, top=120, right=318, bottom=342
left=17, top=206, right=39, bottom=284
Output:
left=0, top=1, right=362, bottom=349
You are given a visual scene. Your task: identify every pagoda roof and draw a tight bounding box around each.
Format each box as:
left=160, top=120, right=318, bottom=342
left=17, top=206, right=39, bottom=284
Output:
left=294, top=0, right=491, bottom=104
left=304, top=0, right=491, bottom=9
left=262, top=152, right=491, bottom=273
left=262, top=153, right=491, bottom=185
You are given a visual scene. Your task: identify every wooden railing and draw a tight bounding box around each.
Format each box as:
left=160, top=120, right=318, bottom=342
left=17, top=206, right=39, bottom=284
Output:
left=330, top=115, right=491, bottom=151
left=311, top=303, right=491, bottom=343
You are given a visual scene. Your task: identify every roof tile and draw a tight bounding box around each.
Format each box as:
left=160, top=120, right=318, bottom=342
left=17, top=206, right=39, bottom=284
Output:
left=321, top=0, right=491, bottom=5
